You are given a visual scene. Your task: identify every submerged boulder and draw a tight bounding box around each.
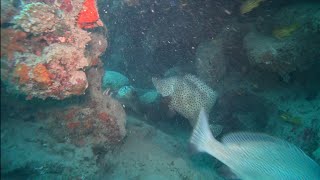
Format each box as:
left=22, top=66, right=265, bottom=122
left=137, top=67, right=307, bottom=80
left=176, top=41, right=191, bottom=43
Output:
left=244, top=2, right=320, bottom=82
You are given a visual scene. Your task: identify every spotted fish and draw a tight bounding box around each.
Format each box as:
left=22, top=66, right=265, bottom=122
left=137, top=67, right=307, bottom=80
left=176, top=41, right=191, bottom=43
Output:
left=152, top=74, right=218, bottom=127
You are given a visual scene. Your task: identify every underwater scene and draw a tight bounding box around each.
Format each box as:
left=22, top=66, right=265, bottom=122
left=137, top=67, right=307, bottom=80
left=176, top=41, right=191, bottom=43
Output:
left=1, top=0, right=320, bottom=179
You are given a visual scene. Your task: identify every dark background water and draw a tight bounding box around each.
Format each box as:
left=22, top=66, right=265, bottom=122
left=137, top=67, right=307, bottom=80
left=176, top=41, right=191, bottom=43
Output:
left=1, top=0, right=319, bottom=179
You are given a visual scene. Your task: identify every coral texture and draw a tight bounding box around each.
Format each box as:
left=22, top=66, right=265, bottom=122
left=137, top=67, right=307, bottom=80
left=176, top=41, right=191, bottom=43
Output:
left=32, top=63, right=53, bottom=87
left=0, top=0, right=107, bottom=100
left=77, top=0, right=102, bottom=29
left=86, top=66, right=127, bottom=143
left=245, top=1, right=320, bottom=80
left=14, top=63, right=30, bottom=84
left=0, top=29, right=27, bottom=60
left=13, top=3, right=57, bottom=34
left=87, top=32, right=108, bottom=59
left=244, top=26, right=319, bottom=82
left=52, top=95, right=126, bottom=147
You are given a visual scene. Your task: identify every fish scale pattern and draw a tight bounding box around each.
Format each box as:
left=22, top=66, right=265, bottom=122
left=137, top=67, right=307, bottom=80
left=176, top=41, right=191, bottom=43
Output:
left=153, top=74, right=217, bottom=126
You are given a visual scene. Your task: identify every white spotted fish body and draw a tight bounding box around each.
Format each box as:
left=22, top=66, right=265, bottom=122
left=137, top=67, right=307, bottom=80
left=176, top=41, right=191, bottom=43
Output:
left=152, top=74, right=218, bottom=127
left=152, top=76, right=178, bottom=97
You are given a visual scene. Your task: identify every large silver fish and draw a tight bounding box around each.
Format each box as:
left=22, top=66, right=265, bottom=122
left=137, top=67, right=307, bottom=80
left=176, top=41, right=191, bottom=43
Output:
left=190, top=108, right=320, bottom=179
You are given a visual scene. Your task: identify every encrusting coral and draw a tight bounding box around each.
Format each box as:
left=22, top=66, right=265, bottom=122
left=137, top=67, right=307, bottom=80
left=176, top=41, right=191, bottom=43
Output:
left=77, top=0, right=103, bottom=29
left=32, top=63, right=53, bottom=87
left=13, top=2, right=58, bottom=34
left=0, top=29, right=27, bottom=60
left=0, top=0, right=106, bottom=100
left=14, top=63, right=30, bottom=84
left=1, top=0, right=128, bottom=152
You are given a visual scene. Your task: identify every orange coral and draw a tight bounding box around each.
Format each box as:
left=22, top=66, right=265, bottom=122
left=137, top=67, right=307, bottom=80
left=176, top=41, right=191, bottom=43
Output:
left=60, top=0, right=73, bottom=12
left=77, top=0, right=103, bottom=29
left=98, top=112, right=110, bottom=122
left=83, top=119, right=94, bottom=129
left=64, top=108, right=78, bottom=120
left=14, top=63, right=30, bottom=84
left=67, top=121, right=81, bottom=129
left=0, top=29, right=26, bottom=60
left=32, top=63, right=53, bottom=86
left=70, top=78, right=88, bottom=95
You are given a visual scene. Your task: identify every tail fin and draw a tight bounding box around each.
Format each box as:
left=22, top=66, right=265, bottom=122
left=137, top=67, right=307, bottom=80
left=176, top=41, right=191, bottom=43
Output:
left=190, top=108, right=216, bottom=153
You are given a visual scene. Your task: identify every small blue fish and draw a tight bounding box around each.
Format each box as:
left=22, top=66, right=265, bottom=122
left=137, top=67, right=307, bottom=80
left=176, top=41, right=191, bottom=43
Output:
left=190, top=108, right=320, bottom=179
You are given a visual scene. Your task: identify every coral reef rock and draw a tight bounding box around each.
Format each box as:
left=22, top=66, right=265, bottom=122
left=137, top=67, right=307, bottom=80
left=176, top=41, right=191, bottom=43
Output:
left=0, top=0, right=109, bottom=100
left=87, top=66, right=127, bottom=143
left=6, top=43, right=90, bottom=100
left=243, top=30, right=319, bottom=82
left=13, top=3, right=58, bottom=34
left=244, top=2, right=320, bottom=82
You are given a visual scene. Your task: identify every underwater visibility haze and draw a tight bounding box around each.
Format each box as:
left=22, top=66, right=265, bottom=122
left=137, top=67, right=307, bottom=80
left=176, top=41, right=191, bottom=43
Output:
left=1, top=0, right=320, bottom=179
